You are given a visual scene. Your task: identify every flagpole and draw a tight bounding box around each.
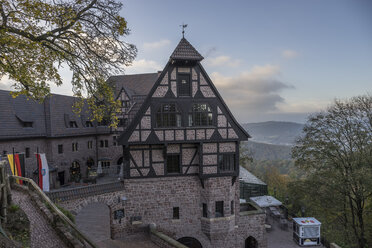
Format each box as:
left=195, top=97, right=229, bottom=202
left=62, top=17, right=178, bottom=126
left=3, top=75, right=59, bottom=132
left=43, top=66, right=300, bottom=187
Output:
left=36, top=147, right=39, bottom=186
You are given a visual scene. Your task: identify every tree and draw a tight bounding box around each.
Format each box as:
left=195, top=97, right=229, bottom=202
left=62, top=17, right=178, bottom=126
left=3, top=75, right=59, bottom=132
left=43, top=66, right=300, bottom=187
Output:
left=0, top=0, right=137, bottom=125
left=292, top=95, right=372, bottom=248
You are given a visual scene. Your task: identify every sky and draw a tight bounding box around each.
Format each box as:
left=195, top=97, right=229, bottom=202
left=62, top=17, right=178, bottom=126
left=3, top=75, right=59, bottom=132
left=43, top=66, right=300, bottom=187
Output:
left=1, top=0, right=371, bottom=123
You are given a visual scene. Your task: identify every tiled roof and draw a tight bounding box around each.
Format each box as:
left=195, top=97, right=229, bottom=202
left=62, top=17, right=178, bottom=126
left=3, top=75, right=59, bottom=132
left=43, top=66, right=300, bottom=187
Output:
left=239, top=166, right=266, bottom=185
left=109, top=73, right=159, bottom=97
left=170, top=38, right=204, bottom=61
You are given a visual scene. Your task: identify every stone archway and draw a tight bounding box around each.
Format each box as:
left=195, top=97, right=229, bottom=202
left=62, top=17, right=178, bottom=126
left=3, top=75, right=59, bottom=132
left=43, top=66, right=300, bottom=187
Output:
left=245, top=236, right=258, bottom=248
left=76, top=202, right=111, bottom=243
left=177, top=237, right=203, bottom=248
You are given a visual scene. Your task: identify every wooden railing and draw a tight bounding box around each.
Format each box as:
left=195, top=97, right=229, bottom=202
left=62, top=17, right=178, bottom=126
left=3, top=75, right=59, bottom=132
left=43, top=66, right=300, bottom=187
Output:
left=46, top=181, right=124, bottom=202
left=9, top=175, right=98, bottom=248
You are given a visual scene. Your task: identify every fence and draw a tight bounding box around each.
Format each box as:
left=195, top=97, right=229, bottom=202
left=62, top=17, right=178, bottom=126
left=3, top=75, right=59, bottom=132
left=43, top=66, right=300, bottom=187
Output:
left=46, top=181, right=124, bottom=202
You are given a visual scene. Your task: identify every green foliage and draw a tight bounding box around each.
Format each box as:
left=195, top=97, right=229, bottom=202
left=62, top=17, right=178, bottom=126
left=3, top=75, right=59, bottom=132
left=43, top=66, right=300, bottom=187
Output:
left=8, top=204, right=20, bottom=213
left=56, top=204, right=75, bottom=224
left=0, top=0, right=137, bottom=126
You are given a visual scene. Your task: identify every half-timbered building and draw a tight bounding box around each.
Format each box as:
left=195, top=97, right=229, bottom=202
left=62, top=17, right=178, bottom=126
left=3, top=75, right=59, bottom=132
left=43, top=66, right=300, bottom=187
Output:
left=114, top=38, right=266, bottom=248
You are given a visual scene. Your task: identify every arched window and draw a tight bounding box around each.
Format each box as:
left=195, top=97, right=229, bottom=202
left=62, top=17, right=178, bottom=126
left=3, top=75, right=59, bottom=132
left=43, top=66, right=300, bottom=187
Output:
left=156, top=103, right=181, bottom=127
left=245, top=236, right=258, bottom=248
left=188, top=103, right=213, bottom=127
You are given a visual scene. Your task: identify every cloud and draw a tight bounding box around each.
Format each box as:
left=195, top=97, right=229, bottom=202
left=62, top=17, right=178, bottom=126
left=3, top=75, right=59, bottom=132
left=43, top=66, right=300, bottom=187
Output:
left=143, top=39, right=171, bottom=50
left=125, top=59, right=163, bottom=74
left=281, top=49, right=299, bottom=59
left=206, top=56, right=241, bottom=67
left=210, top=64, right=294, bottom=122
left=0, top=76, right=14, bottom=90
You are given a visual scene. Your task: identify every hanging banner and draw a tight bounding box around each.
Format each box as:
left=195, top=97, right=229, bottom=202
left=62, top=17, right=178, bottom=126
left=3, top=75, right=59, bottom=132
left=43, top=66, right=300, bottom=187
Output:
left=7, top=154, right=23, bottom=185
left=36, top=153, right=50, bottom=192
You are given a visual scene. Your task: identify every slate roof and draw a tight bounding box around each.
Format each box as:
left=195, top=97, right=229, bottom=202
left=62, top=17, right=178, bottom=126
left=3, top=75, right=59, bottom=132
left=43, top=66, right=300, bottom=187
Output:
left=170, top=38, right=204, bottom=61
left=109, top=73, right=159, bottom=97
left=0, top=90, right=110, bottom=140
left=239, top=166, right=266, bottom=185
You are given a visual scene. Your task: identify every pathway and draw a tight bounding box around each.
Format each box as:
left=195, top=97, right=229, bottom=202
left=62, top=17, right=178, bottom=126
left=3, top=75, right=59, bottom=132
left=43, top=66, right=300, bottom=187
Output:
left=12, top=190, right=68, bottom=248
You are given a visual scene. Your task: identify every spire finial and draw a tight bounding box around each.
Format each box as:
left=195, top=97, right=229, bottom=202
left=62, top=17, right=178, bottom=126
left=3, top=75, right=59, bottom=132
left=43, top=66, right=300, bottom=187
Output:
left=180, top=23, right=188, bottom=38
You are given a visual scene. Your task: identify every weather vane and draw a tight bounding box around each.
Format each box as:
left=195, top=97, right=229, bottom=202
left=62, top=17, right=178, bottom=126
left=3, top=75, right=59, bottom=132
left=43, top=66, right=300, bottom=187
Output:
left=180, top=23, right=188, bottom=38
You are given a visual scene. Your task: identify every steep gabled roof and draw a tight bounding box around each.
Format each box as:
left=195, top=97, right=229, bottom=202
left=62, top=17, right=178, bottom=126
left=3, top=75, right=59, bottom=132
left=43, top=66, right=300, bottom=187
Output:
left=109, top=73, right=159, bottom=97
left=170, top=38, right=204, bottom=61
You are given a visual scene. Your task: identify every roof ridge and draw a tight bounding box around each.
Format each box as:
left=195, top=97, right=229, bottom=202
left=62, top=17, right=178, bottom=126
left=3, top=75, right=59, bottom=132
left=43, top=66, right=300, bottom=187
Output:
left=170, top=38, right=204, bottom=61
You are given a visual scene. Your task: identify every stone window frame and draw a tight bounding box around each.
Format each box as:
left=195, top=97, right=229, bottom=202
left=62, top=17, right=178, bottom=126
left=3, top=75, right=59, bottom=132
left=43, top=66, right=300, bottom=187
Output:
left=231, top=200, right=234, bottom=215
left=202, top=203, right=208, bottom=218
left=188, top=103, right=213, bottom=127
left=173, top=207, right=180, bottom=219
left=58, top=144, right=63, bottom=154
left=215, top=201, right=224, bottom=218
left=69, top=121, right=78, bottom=128
left=25, top=147, right=30, bottom=158
left=87, top=141, right=93, bottom=149
left=72, top=142, right=78, bottom=152
left=85, top=121, right=93, bottom=127
left=156, top=103, right=182, bottom=128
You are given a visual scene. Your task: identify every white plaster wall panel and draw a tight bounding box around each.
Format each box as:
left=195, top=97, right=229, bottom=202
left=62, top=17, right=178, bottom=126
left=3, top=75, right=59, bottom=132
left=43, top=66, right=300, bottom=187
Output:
left=203, top=154, right=217, bottom=165
left=196, top=129, right=205, bottom=140
left=217, top=106, right=222, bottom=114
left=140, top=168, right=150, bottom=176
left=228, top=128, right=238, bottom=139
left=192, top=68, right=198, bottom=80
left=217, top=115, right=227, bottom=127
left=200, top=86, right=216, bottom=98
left=167, top=144, right=180, bottom=154
left=218, top=128, right=227, bottom=139
left=145, top=107, right=151, bottom=115
left=155, top=131, right=164, bottom=141
left=141, top=116, right=151, bottom=129
left=152, top=86, right=168, bottom=97
left=164, top=130, right=174, bottom=141
left=200, top=74, right=208, bottom=85
left=186, top=130, right=195, bottom=140
left=203, top=143, right=217, bottom=153
left=152, top=163, right=164, bottom=176
left=182, top=148, right=197, bottom=165
left=130, top=160, right=135, bottom=168
left=203, top=166, right=217, bottom=174
left=128, top=131, right=139, bottom=142
left=228, top=122, right=231, bottom=127
left=141, top=130, right=151, bottom=142
left=171, top=81, right=177, bottom=97
left=160, top=72, right=168, bottom=85
left=192, top=81, right=198, bottom=97
left=144, top=150, right=150, bottom=166
left=130, top=169, right=140, bottom=177
left=219, top=142, right=236, bottom=153
left=171, top=68, right=176, bottom=80
left=152, top=150, right=164, bottom=162
left=178, top=67, right=190, bottom=73
left=130, top=150, right=142, bottom=166
left=206, top=129, right=215, bottom=139
left=175, top=130, right=184, bottom=141
left=187, top=166, right=199, bottom=174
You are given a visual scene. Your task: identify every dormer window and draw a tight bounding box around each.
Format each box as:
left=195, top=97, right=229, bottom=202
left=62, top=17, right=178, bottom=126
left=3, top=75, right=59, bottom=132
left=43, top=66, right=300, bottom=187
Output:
left=121, top=100, right=130, bottom=108
left=23, top=122, right=33, bottom=128
left=188, top=104, right=213, bottom=126
left=85, top=121, right=93, bottom=127
left=178, top=74, right=191, bottom=96
left=156, top=103, right=181, bottom=128
left=69, top=121, right=78, bottom=128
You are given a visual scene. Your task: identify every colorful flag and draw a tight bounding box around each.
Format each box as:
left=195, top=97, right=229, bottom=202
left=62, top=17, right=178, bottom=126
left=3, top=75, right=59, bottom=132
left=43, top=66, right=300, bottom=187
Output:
left=7, top=154, right=24, bottom=185
left=36, top=153, right=50, bottom=192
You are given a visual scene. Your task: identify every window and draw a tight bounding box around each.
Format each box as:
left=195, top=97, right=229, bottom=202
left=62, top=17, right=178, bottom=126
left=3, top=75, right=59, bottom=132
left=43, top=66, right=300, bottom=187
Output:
left=121, top=100, right=130, bottom=108
left=166, top=154, right=180, bottom=174
left=3, top=150, right=7, bottom=156
left=231, top=201, right=234, bottom=215
left=113, top=136, right=118, bottom=146
left=100, top=140, right=109, bottom=148
left=58, top=145, right=63, bottom=154
left=215, top=201, right=224, bottom=218
left=178, top=73, right=191, bottom=96
left=72, top=142, right=78, bottom=152
left=102, top=161, right=110, bottom=168
left=156, top=103, right=181, bottom=128
left=203, top=203, right=208, bottom=218
left=85, top=121, right=93, bottom=127
left=87, top=141, right=93, bottom=149
left=173, top=207, right=180, bottom=219
left=23, top=122, right=33, bottom=128
left=188, top=104, right=213, bottom=126
left=25, top=147, right=30, bottom=158
left=105, top=140, right=109, bottom=147
left=218, top=154, right=235, bottom=172
left=69, top=121, right=78, bottom=128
